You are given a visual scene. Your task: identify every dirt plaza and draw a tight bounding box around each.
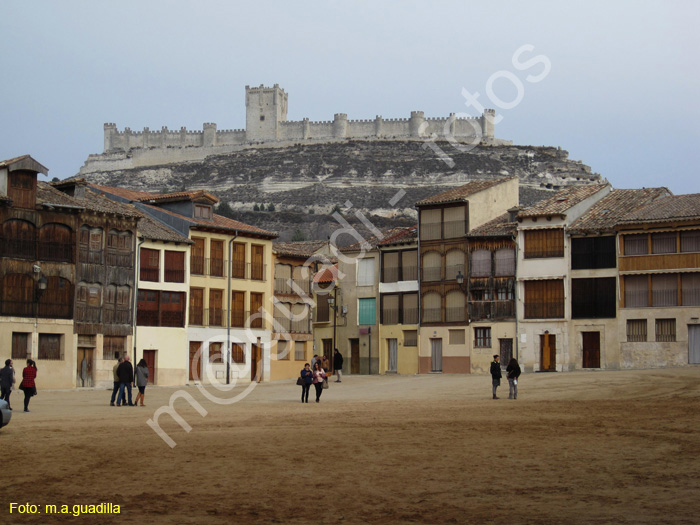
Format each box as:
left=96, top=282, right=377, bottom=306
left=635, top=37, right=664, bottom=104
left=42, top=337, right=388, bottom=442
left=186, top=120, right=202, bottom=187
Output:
left=4, top=368, right=700, bottom=524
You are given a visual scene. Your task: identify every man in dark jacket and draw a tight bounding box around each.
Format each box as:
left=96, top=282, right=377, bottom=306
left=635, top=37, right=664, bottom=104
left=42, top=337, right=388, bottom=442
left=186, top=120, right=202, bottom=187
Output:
left=116, top=355, right=134, bottom=406
left=333, top=348, right=344, bottom=383
left=490, top=355, right=502, bottom=399
left=110, top=357, right=123, bottom=406
left=0, top=359, right=15, bottom=410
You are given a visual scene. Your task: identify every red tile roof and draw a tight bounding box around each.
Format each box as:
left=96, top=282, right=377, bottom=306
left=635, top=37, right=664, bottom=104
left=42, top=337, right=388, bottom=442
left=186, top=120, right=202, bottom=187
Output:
left=274, top=241, right=331, bottom=258
left=569, top=188, right=670, bottom=234
left=518, top=183, right=609, bottom=219
left=467, top=212, right=517, bottom=237
left=314, top=264, right=338, bottom=284
left=0, top=154, right=49, bottom=175
left=618, top=193, right=700, bottom=225
left=415, top=177, right=516, bottom=206
left=137, top=190, right=219, bottom=205
left=89, top=184, right=155, bottom=201
left=377, top=225, right=417, bottom=246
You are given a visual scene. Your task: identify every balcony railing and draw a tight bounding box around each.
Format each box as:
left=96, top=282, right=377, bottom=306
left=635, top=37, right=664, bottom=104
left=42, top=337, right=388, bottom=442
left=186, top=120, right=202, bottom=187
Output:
left=420, top=223, right=441, bottom=241
left=2, top=238, right=35, bottom=259
left=274, top=278, right=311, bottom=295
left=164, top=268, right=185, bottom=283
left=422, top=308, right=441, bottom=323
left=382, top=309, right=399, bottom=325
left=403, top=307, right=419, bottom=325
left=445, top=306, right=466, bottom=323
left=443, top=220, right=465, bottom=239
left=39, top=242, right=73, bottom=263
left=469, top=300, right=515, bottom=320
left=140, top=267, right=159, bottom=282
left=250, top=262, right=265, bottom=281
left=423, top=267, right=442, bottom=282
left=402, top=265, right=418, bottom=281
left=208, top=307, right=225, bottom=327
left=445, top=264, right=465, bottom=281
left=190, top=256, right=205, bottom=276
left=383, top=267, right=399, bottom=283
left=0, top=300, right=33, bottom=317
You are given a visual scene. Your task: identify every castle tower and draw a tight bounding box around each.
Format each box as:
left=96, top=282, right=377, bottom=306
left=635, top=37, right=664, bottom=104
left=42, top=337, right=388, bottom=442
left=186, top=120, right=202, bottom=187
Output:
left=245, top=84, right=288, bottom=142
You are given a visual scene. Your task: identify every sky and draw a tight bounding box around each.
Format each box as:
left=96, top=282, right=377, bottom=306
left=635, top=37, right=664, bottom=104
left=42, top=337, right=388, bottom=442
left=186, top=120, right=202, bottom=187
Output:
left=1, top=0, right=698, bottom=195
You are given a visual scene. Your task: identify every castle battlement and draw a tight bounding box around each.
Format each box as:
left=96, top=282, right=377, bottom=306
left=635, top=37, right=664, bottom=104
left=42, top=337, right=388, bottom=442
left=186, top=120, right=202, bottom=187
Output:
left=87, top=85, right=508, bottom=174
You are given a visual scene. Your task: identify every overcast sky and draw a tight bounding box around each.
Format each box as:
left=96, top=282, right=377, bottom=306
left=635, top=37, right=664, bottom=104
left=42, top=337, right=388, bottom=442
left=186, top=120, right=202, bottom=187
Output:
left=1, top=0, right=698, bottom=195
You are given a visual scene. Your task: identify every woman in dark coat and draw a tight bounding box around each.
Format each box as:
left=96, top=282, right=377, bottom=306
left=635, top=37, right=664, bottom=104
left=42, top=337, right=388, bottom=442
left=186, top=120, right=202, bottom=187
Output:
left=0, top=359, right=15, bottom=410
left=506, top=358, right=522, bottom=400
left=299, top=363, right=313, bottom=403
left=19, top=359, right=38, bottom=412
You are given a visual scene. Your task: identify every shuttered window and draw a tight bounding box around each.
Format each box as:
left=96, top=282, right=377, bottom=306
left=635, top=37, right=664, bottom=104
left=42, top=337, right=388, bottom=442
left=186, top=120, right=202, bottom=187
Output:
left=358, top=298, right=376, bottom=325
left=357, top=258, right=375, bottom=286
left=682, top=273, right=700, bottom=306
left=140, top=248, right=160, bottom=282
left=189, top=288, right=204, bottom=325
left=449, top=329, right=465, bottom=345
left=524, top=229, right=564, bottom=258
left=420, top=209, right=442, bottom=240
left=681, top=231, right=700, bottom=253
left=381, top=294, right=399, bottom=325
left=626, top=319, right=647, bottom=342
left=250, top=293, right=264, bottom=328
left=403, top=330, right=418, bottom=346
left=445, top=250, right=465, bottom=281
left=652, top=232, right=677, bottom=254
left=191, top=238, right=205, bottom=275
left=624, top=275, right=648, bottom=307
left=382, top=252, right=399, bottom=283
left=231, top=343, right=245, bottom=364
left=12, top=332, right=30, bottom=359
left=624, top=234, right=648, bottom=256
left=315, top=294, right=330, bottom=323
left=445, top=290, right=466, bottom=322
left=651, top=274, right=678, bottom=307
left=471, top=250, right=491, bottom=277
left=295, top=341, right=306, bottom=361
left=655, top=318, right=676, bottom=342
left=8, top=171, right=35, bottom=208
left=524, top=279, right=565, bottom=318
left=251, top=245, right=264, bottom=280
left=38, top=334, right=62, bottom=360
left=571, top=277, right=616, bottom=318
left=231, top=291, right=245, bottom=327
left=422, top=292, right=441, bottom=322
left=494, top=249, right=515, bottom=276
left=210, top=240, right=224, bottom=277
left=403, top=293, right=419, bottom=324
left=209, top=289, right=224, bottom=326
left=164, top=251, right=185, bottom=283
left=231, top=243, right=245, bottom=279
left=422, top=251, right=442, bottom=282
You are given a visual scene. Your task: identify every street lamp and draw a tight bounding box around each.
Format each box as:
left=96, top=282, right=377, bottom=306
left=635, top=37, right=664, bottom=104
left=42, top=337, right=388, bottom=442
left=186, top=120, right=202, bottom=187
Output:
left=455, top=270, right=467, bottom=292
left=328, top=293, right=338, bottom=373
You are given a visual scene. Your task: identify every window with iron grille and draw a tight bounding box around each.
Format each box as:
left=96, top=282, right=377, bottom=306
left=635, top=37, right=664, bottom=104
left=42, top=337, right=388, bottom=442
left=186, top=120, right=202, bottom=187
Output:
left=295, top=341, right=306, bottom=361
left=626, top=320, right=647, bottom=342
left=140, top=248, right=160, bottom=282
left=655, top=318, right=676, bottom=342
left=680, top=230, right=700, bottom=253
left=474, top=327, right=491, bottom=348
left=209, top=342, right=223, bottom=364
left=231, top=343, right=245, bottom=363
left=403, top=330, right=418, bottom=347
left=524, top=279, right=564, bottom=319
left=276, top=340, right=290, bottom=360
left=449, top=329, right=465, bottom=345
left=38, top=334, right=62, bottom=360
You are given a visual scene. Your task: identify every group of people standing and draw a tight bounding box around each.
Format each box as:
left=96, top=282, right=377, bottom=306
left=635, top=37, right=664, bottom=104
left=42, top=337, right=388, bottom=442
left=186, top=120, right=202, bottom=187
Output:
left=0, top=358, right=38, bottom=412
left=490, top=355, right=521, bottom=399
left=299, top=349, right=344, bottom=403
left=109, top=355, right=149, bottom=407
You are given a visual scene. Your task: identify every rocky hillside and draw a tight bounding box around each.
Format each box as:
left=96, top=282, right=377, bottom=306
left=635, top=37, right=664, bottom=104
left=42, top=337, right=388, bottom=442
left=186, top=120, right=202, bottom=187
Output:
left=80, top=140, right=601, bottom=241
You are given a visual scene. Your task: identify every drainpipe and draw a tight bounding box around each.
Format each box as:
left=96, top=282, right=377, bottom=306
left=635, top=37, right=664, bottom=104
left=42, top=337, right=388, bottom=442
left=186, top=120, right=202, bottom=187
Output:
left=513, top=232, right=519, bottom=361
left=227, top=232, right=239, bottom=385
left=133, top=237, right=146, bottom=364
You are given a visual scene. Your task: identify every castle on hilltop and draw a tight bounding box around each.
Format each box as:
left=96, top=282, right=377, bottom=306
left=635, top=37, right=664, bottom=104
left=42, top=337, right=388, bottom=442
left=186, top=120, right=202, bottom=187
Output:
left=82, top=85, right=508, bottom=174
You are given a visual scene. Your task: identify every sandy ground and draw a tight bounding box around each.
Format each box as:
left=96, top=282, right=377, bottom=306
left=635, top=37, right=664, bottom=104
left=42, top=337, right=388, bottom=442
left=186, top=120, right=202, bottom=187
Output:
left=3, top=368, right=700, bottom=524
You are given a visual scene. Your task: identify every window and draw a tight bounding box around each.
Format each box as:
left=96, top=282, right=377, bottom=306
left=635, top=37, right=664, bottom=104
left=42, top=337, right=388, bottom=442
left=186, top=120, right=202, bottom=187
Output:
left=8, top=171, right=35, bottom=208
left=422, top=251, right=442, bottom=282
left=358, top=298, right=376, bottom=325
left=194, top=205, right=212, bottom=219
left=474, top=327, right=491, bottom=348
left=2, top=219, right=36, bottom=259
left=651, top=274, right=678, bottom=307
left=445, top=290, right=466, bottom=322
left=571, top=278, right=616, bottom=319
left=210, top=240, right=224, bottom=277
left=38, top=277, right=74, bottom=319
left=137, top=290, right=185, bottom=327
left=624, top=234, right=648, bottom=256
left=38, top=334, right=62, bottom=360
left=276, top=340, right=290, bottom=361
left=39, top=223, right=73, bottom=262
left=382, top=252, right=399, bottom=283
left=191, top=238, right=205, bottom=275
left=655, top=318, right=676, bottom=342
left=422, top=292, right=441, bottom=323
left=231, top=291, right=245, bottom=327
left=524, top=279, right=565, bottom=319
left=275, top=264, right=292, bottom=293
left=626, top=320, right=647, bottom=342
left=403, top=293, right=419, bottom=325
left=420, top=208, right=441, bottom=241
left=231, top=343, right=245, bottom=363
left=571, top=236, right=616, bottom=269
left=209, top=343, right=223, bottom=364
left=445, top=250, right=465, bottom=281
left=291, top=303, right=310, bottom=333
left=250, top=292, right=264, bottom=329
left=401, top=250, right=418, bottom=281
left=357, top=258, right=375, bottom=286
left=682, top=274, right=700, bottom=306
left=189, top=288, right=204, bottom=325
left=106, top=229, right=132, bottom=267
left=652, top=232, right=676, bottom=254
left=403, top=330, right=418, bottom=347
left=449, top=329, right=465, bottom=345
left=103, top=336, right=125, bottom=360
left=12, top=332, right=30, bottom=359
left=251, top=245, right=264, bottom=280
left=1, top=273, right=34, bottom=317
left=295, top=341, right=306, bottom=361
left=524, top=229, right=564, bottom=258
left=231, top=243, right=246, bottom=278
left=164, top=251, right=185, bottom=282
left=140, top=248, right=160, bottom=282
left=624, top=275, right=648, bottom=308
left=381, top=294, right=399, bottom=325
left=494, top=249, right=515, bottom=276
left=209, top=289, right=224, bottom=327
left=443, top=206, right=466, bottom=239
left=471, top=250, right=491, bottom=277
left=681, top=231, right=700, bottom=253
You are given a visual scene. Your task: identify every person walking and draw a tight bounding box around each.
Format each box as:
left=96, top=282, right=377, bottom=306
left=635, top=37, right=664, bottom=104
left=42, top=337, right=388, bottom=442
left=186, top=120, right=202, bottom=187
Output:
left=116, top=355, right=134, bottom=406
left=490, top=355, right=502, bottom=400
left=19, top=359, right=38, bottom=412
left=299, top=363, right=313, bottom=403
left=311, top=354, right=318, bottom=369
left=506, top=357, right=521, bottom=400
left=312, top=362, right=326, bottom=403
left=333, top=348, right=343, bottom=383
left=110, top=357, right=123, bottom=406
left=0, top=359, right=15, bottom=410
left=134, top=359, right=149, bottom=407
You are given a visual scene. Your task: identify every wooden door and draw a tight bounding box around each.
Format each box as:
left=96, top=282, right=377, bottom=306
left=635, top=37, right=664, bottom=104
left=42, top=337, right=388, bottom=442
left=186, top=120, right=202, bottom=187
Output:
left=582, top=331, right=601, bottom=368
left=431, top=338, right=443, bottom=372
left=76, top=348, right=94, bottom=387
left=251, top=344, right=261, bottom=381
left=143, top=349, right=156, bottom=385
left=499, top=338, right=513, bottom=368
left=209, top=289, right=223, bottom=326
left=388, top=338, right=398, bottom=372
left=191, top=238, right=205, bottom=275
left=689, top=325, right=700, bottom=364
left=540, top=333, right=556, bottom=371
left=322, top=339, right=333, bottom=371
left=350, top=339, right=360, bottom=374
left=210, top=240, right=224, bottom=277
left=189, top=341, right=202, bottom=381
